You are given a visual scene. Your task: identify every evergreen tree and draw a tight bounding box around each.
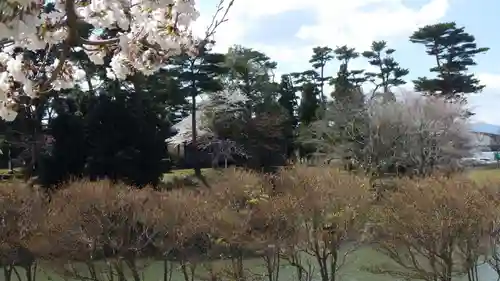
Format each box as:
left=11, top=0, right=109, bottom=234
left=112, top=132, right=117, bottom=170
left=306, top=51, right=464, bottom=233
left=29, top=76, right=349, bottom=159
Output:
left=171, top=44, right=228, bottom=176
left=37, top=67, right=180, bottom=188
left=278, top=74, right=298, bottom=124
left=137, top=69, right=190, bottom=124
left=309, top=46, right=334, bottom=106
left=362, top=40, right=409, bottom=101
left=84, top=90, right=171, bottom=187
left=292, top=70, right=320, bottom=125
left=410, top=22, right=489, bottom=102
left=327, top=46, right=366, bottom=165
left=278, top=74, right=299, bottom=158
left=330, top=45, right=366, bottom=105
left=224, top=45, right=279, bottom=113
left=38, top=99, right=87, bottom=187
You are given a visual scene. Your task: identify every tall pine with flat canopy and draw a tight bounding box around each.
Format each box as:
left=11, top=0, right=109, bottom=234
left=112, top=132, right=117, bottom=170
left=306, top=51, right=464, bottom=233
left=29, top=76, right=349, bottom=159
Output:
left=362, top=40, right=409, bottom=102
left=410, top=22, right=489, bottom=103
left=309, top=46, right=334, bottom=107
left=171, top=44, right=228, bottom=177
left=330, top=45, right=366, bottom=106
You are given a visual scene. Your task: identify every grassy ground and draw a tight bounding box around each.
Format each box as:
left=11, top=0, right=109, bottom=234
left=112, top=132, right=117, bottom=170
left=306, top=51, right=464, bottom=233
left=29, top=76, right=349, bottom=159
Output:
left=163, top=166, right=500, bottom=184
left=162, top=168, right=213, bottom=183
left=0, top=166, right=496, bottom=184
left=468, top=167, right=500, bottom=183
left=0, top=168, right=19, bottom=174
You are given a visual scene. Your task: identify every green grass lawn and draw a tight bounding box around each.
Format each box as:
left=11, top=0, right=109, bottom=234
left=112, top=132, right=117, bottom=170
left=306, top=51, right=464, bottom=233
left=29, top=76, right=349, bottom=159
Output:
left=0, top=168, right=19, bottom=174
left=162, top=168, right=213, bottom=182
left=468, top=167, right=500, bottom=183
left=0, top=166, right=494, bottom=184
left=163, top=167, right=500, bottom=184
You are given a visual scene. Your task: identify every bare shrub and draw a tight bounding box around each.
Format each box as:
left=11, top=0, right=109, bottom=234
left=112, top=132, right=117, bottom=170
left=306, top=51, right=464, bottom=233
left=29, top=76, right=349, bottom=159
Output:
left=33, top=180, right=154, bottom=281
left=217, top=169, right=301, bottom=281
left=370, top=175, right=496, bottom=281
left=10, top=165, right=497, bottom=281
left=479, top=179, right=500, bottom=280
left=147, top=188, right=215, bottom=281
left=206, top=168, right=273, bottom=281
left=0, top=181, right=44, bottom=281
left=208, top=168, right=271, bottom=207
left=252, top=193, right=301, bottom=281
left=274, top=165, right=372, bottom=281
left=196, top=168, right=301, bottom=281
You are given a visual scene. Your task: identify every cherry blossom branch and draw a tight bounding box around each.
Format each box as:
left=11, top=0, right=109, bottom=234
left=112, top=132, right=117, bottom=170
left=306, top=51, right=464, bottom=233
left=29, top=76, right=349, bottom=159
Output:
left=40, top=45, right=69, bottom=92
left=204, top=0, right=234, bottom=40
left=40, top=0, right=76, bottom=92
left=0, top=0, right=232, bottom=121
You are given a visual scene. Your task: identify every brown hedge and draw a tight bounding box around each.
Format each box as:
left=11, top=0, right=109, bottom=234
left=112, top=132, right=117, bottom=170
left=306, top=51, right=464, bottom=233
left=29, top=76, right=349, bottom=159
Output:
left=1, top=166, right=500, bottom=281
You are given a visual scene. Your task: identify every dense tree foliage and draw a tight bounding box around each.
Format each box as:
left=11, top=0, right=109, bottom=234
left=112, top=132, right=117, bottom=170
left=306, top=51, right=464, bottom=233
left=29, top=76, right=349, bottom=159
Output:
left=410, top=22, right=489, bottom=102
left=0, top=21, right=489, bottom=187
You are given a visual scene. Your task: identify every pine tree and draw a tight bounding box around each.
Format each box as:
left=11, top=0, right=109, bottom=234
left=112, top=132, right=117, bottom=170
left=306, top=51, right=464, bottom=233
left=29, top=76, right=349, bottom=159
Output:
left=172, top=45, right=228, bottom=176
left=129, top=69, right=190, bottom=124
left=292, top=70, right=320, bottom=125
left=309, top=46, right=334, bottom=106
left=329, top=46, right=366, bottom=160
left=278, top=74, right=298, bottom=125
left=410, top=22, right=489, bottom=102
left=278, top=74, right=299, bottom=158
left=362, top=40, right=409, bottom=101
left=330, top=45, right=366, bottom=105
left=224, top=45, right=279, bottom=113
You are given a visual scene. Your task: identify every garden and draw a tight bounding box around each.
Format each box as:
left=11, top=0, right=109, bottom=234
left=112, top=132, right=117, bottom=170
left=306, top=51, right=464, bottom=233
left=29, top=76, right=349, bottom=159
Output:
left=0, top=0, right=498, bottom=280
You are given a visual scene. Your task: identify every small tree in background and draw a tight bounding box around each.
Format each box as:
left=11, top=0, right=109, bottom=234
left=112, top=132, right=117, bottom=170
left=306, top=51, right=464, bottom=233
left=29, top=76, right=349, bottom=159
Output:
left=171, top=45, right=228, bottom=177
left=292, top=70, right=320, bottom=126
left=278, top=74, right=299, bottom=158
left=223, top=46, right=279, bottom=113
left=201, top=90, right=289, bottom=171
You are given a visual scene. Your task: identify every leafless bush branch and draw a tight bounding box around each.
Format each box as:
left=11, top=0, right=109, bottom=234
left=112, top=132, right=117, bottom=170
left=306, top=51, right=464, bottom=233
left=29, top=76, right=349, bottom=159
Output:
left=306, top=94, right=472, bottom=178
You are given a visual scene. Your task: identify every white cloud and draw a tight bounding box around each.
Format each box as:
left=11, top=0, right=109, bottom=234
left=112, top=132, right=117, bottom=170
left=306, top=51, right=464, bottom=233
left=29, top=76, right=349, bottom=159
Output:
left=466, top=73, right=500, bottom=125
left=195, top=0, right=450, bottom=65
left=296, top=0, right=449, bottom=50
left=478, top=73, right=500, bottom=90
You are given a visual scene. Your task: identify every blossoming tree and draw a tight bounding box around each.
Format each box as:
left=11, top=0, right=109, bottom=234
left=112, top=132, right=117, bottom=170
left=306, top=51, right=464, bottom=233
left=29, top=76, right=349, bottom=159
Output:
left=0, top=0, right=233, bottom=121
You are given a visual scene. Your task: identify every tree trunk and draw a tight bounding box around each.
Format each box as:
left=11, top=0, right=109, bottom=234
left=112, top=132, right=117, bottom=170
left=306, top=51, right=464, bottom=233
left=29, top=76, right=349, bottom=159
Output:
left=190, top=80, right=201, bottom=178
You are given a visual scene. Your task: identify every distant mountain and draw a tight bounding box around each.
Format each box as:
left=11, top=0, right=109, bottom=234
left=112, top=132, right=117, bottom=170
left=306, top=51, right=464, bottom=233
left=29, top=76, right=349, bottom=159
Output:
left=471, top=122, right=500, bottom=136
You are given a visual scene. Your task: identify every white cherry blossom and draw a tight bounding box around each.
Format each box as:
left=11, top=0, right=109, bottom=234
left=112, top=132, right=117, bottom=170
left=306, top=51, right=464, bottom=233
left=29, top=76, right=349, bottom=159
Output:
left=0, top=0, right=233, bottom=120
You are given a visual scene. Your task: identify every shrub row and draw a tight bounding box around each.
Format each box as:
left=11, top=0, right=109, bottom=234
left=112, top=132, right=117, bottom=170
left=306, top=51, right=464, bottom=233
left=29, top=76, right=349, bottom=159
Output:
left=1, top=166, right=500, bottom=281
